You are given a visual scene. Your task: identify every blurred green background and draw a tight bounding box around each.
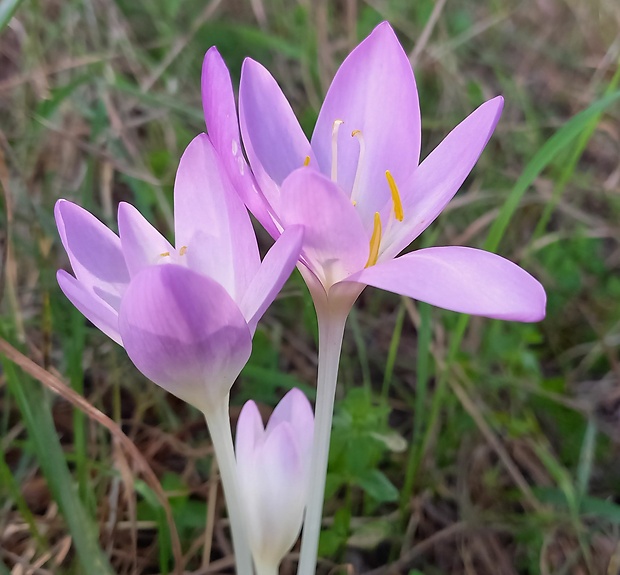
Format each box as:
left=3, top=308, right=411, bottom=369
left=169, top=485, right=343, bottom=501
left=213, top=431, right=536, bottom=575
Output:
left=0, top=0, right=619, bottom=573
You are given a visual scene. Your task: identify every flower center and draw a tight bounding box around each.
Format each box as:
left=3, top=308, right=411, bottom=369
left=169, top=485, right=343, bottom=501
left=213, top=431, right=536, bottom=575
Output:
left=158, top=245, right=188, bottom=264
left=327, top=120, right=405, bottom=267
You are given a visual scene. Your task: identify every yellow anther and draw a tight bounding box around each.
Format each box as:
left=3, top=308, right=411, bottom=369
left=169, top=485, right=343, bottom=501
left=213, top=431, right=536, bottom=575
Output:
left=385, top=170, right=404, bottom=222
left=159, top=251, right=170, bottom=257
left=352, top=199, right=357, bottom=206
left=303, top=155, right=311, bottom=167
left=365, top=212, right=382, bottom=268
left=351, top=129, right=361, bottom=137
left=179, top=246, right=188, bottom=256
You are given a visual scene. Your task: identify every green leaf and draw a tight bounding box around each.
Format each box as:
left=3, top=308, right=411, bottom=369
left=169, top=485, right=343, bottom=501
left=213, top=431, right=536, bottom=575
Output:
left=355, top=469, right=399, bottom=502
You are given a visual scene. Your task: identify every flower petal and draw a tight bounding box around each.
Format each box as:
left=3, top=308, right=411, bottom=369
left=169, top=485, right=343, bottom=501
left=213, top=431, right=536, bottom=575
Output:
left=239, top=58, right=313, bottom=212
left=235, top=400, right=264, bottom=465
left=118, top=264, right=252, bottom=411
left=279, top=169, right=369, bottom=288
left=311, top=22, right=421, bottom=226
left=117, top=202, right=174, bottom=276
left=265, top=388, right=314, bottom=470
left=55, top=199, right=129, bottom=310
left=202, top=48, right=279, bottom=237
left=239, top=225, right=303, bottom=334
left=344, top=246, right=546, bottom=321
left=382, top=97, right=504, bottom=260
left=238, top=422, right=305, bottom=568
left=57, top=270, right=122, bottom=345
left=173, top=133, right=260, bottom=301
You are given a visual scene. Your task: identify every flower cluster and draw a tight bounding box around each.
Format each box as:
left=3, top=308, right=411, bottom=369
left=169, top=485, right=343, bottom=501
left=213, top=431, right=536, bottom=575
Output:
left=56, top=22, right=546, bottom=575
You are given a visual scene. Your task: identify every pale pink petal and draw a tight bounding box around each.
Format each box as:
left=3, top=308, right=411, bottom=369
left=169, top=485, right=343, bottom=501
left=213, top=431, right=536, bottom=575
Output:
left=381, top=97, right=504, bottom=260
left=311, top=22, right=421, bottom=227
left=117, top=202, right=174, bottom=276
left=202, top=48, right=279, bottom=237
left=239, top=58, right=314, bottom=213
left=173, top=134, right=260, bottom=300
left=57, top=270, right=121, bottom=345
left=239, top=225, right=303, bottom=334
left=118, top=264, right=252, bottom=412
left=250, top=423, right=305, bottom=566
left=266, top=388, right=314, bottom=467
left=55, top=200, right=129, bottom=310
left=279, top=169, right=368, bottom=288
left=235, top=400, right=264, bottom=464
left=344, top=246, right=546, bottom=322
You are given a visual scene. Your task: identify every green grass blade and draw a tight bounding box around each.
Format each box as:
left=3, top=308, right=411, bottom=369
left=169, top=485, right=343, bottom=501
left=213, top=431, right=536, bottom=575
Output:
left=381, top=302, right=405, bottom=400
left=0, top=342, right=115, bottom=574
left=528, top=63, right=620, bottom=247
left=0, top=0, right=24, bottom=31
left=485, top=89, right=620, bottom=253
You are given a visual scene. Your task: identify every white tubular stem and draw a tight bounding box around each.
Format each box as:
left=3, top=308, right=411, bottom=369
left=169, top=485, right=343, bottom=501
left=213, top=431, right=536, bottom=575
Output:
left=297, top=303, right=349, bottom=575
left=204, top=397, right=254, bottom=575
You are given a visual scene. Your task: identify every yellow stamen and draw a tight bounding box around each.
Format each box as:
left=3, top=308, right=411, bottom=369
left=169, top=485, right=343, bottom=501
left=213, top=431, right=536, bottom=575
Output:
left=365, top=212, right=382, bottom=268
left=331, top=119, right=344, bottom=181
left=303, top=155, right=311, bottom=167
left=351, top=129, right=361, bottom=137
left=160, top=251, right=170, bottom=257
left=179, top=246, right=188, bottom=256
left=385, top=170, right=404, bottom=222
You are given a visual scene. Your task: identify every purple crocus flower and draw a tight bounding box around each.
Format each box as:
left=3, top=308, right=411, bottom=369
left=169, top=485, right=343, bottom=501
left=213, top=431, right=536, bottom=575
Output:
left=202, top=21, right=546, bottom=575
left=236, top=388, right=314, bottom=574
left=55, top=133, right=303, bottom=412
left=203, top=22, right=545, bottom=320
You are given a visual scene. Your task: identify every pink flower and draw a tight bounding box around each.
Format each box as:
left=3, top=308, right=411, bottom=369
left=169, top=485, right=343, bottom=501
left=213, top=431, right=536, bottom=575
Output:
left=202, top=22, right=545, bottom=321
left=55, top=134, right=302, bottom=412
left=235, top=389, right=314, bottom=571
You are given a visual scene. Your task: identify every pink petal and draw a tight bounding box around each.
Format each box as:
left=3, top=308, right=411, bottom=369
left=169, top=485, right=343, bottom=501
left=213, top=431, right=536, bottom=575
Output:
left=55, top=200, right=129, bottom=310
left=345, top=246, right=546, bottom=322
left=173, top=134, right=260, bottom=300
left=118, top=264, right=252, bottom=412
left=279, top=169, right=369, bottom=288
left=235, top=400, right=264, bottom=464
left=117, top=202, right=173, bottom=276
left=311, top=22, right=421, bottom=227
left=266, top=388, right=314, bottom=466
left=249, top=423, right=305, bottom=565
left=57, top=270, right=122, bottom=345
left=382, top=97, right=504, bottom=260
left=239, top=225, right=303, bottom=334
left=239, top=58, right=313, bottom=212
left=202, top=48, right=279, bottom=237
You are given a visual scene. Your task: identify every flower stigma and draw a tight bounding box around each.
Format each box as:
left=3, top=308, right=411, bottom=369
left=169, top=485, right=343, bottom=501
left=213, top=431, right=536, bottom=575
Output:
left=331, top=120, right=344, bottom=182
left=350, top=129, right=366, bottom=206
left=365, top=212, right=382, bottom=268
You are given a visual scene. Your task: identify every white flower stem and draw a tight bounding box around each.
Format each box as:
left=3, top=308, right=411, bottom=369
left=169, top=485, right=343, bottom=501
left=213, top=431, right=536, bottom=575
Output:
left=254, top=560, right=279, bottom=575
left=297, top=299, right=350, bottom=575
left=204, top=396, right=254, bottom=575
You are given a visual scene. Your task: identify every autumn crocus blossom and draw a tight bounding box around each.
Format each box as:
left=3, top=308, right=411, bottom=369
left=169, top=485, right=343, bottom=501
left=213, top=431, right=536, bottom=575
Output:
left=236, top=389, right=314, bottom=575
left=202, top=21, right=546, bottom=575
left=55, top=134, right=302, bottom=413
left=56, top=133, right=303, bottom=575
left=203, top=22, right=546, bottom=322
